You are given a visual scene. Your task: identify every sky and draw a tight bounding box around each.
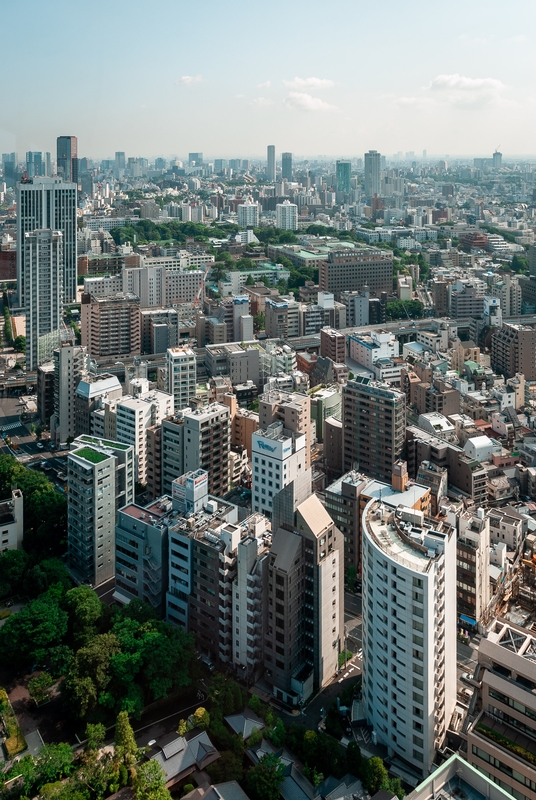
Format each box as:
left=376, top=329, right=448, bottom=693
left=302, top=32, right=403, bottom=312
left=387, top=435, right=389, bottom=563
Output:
left=2, top=0, right=536, bottom=161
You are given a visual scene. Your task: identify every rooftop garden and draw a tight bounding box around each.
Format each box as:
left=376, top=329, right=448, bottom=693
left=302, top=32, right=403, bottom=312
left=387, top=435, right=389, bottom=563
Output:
left=75, top=447, right=109, bottom=464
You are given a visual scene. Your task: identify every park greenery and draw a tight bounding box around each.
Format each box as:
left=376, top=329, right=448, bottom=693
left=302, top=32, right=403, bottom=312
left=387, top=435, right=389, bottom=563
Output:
left=386, top=300, right=425, bottom=321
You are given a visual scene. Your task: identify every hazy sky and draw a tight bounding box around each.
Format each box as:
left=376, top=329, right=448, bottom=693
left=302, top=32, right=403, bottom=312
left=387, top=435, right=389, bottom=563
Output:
left=2, top=0, right=535, bottom=160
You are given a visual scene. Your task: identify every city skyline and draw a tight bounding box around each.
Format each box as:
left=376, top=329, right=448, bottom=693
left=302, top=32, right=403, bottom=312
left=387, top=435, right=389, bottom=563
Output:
left=2, top=0, right=536, bottom=158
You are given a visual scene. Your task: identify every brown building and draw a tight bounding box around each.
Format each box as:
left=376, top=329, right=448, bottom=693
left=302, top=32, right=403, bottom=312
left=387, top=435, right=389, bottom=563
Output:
left=432, top=279, right=449, bottom=316
left=259, top=390, right=312, bottom=469
left=0, top=249, right=16, bottom=281
left=324, top=416, right=343, bottom=478
left=413, top=378, right=460, bottom=417
left=222, top=393, right=259, bottom=458
left=318, top=248, right=393, bottom=300
left=36, top=361, right=55, bottom=426
left=491, top=323, right=536, bottom=381
left=81, top=292, right=141, bottom=358
left=320, top=327, right=346, bottom=362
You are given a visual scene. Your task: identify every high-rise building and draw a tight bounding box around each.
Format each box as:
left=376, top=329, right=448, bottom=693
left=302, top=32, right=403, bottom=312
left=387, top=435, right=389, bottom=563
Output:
left=2, top=152, right=18, bottom=186
left=115, top=151, right=126, bottom=170
left=67, top=436, right=135, bottom=587
left=50, top=342, right=87, bottom=444
left=320, top=327, right=346, bottom=363
left=265, top=473, right=344, bottom=705
left=161, top=404, right=231, bottom=496
left=16, top=177, right=78, bottom=303
left=364, top=150, right=381, bottom=197
left=342, top=378, right=406, bottom=481
left=276, top=199, right=298, bottom=230
left=166, top=346, right=197, bottom=410
left=267, top=145, right=276, bottom=182
left=237, top=199, right=260, bottom=228
left=188, top=152, right=203, bottom=166
left=493, top=150, right=502, bottom=169
left=26, top=151, right=44, bottom=177
left=362, top=500, right=456, bottom=777
left=57, top=135, right=78, bottom=184
left=281, top=152, right=292, bottom=181
left=80, top=292, right=141, bottom=358
left=23, top=229, right=64, bottom=370
left=491, top=323, right=536, bottom=381
left=115, top=391, right=174, bottom=483
left=251, top=422, right=306, bottom=517
left=258, top=390, right=312, bottom=470
left=336, top=159, right=351, bottom=193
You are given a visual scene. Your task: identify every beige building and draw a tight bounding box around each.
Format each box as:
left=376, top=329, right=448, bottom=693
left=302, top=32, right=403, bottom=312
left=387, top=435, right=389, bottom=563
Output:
left=81, top=292, right=141, bottom=358
left=259, top=390, right=312, bottom=470
left=318, top=248, right=393, bottom=300
left=491, top=323, right=536, bottom=381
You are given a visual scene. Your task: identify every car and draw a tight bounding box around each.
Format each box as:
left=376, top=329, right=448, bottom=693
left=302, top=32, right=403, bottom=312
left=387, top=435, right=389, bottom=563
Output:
left=41, top=461, right=51, bottom=470
left=36, top=442, right=44, bottom=449
left=57, top=472, right=66, bottom=481
left=49, top=443, right=56, bottom=450
left=461, top=672, right=472, bottom=684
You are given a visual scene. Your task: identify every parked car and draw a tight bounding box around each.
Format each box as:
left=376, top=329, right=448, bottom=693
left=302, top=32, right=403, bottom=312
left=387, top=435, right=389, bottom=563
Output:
left=36, top=442, right=44, bottom=449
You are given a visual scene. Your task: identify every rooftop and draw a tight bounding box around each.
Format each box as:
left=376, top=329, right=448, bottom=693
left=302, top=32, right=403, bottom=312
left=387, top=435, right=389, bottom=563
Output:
left=73, top=447, right=109, bottom=464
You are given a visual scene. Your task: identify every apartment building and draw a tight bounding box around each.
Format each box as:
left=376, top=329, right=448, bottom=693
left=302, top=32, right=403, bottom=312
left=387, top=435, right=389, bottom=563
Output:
left=320, top=327, right=346, bottom=363
left=50, top=342, right=88, bottom=444
left=0, top=490, right=24, bottom=552
left=342, top=378, right=406, bottom=482
left=488, top=506, right=526, bottom=553
left=265, top=297, right=300, bottom=339
left=74, top=373, right=122, bottom=438
left=362, top=501, right=456, bottom=777
left=115, top=391, right=174, bottom=484
left=166, top=346, right=197, bottom=410
left=81, top=292, right=141, bottom=358
left=67, top=436, right=135, bottom=587
left=259, top=390, right=312, bottom=470
left=457, top=508, right=491, bottom=625
left=491, top=324, right=536, bottom=381
left=466, top=620, right=536, bottom=800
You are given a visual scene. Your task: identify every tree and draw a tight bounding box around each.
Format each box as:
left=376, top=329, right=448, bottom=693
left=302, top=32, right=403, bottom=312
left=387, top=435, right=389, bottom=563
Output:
left=133, top=760, right=172, bottom=800
left=346, top=741, right=362, bottom=777
left=245, top=752, right=285, bottom=800
left=192, top=707, right=210, bottom=730
left=0, top=595, right=68, bottom=666
left=362, top=756, right=390, bottom=795
left=36, top=742, right=74, bottom=784
left=28, top=672, right=54, bottom=704
left=65, top=585, right=104, bottom=645
left=245, top=273, right=255, bottom=286
left=85, top=722, right=106, bottom=752
left=206, top=750, right=243, bottom=783
left=13, top=335, right=26, bottom=352
left=0, top=548, right=29, bottom=598
left=114, top=710, right=139, bottom=767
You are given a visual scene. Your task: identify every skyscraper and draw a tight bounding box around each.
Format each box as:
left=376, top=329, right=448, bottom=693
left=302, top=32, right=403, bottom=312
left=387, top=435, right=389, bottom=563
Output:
left=267, top=145, right=276, bottom=182
left=364, top=149, right=381, bottom=197
left=336, top=159, right=351, bottom=193
left=361, top=499, right=456, bottom=776
left=115, top=151, right=126, bottom=171
left=57, top=135, right=78, bottom=184
left=23, top=229, right=64, bottom=370
left=188, top=152, right=203, bottom=166
left=281, top=152, right=292, bottom=181
left=16, top=177, right=78, bottom=304
left=342, top=377, right=406, bottom=481
left=25, top=152, right=44, bottom=177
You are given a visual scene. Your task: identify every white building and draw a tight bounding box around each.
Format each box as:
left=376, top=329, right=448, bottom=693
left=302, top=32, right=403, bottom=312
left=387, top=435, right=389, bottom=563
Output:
left=276, top=200, right=298, bottom=231
left=23, top=229, right=64, bottom=370
left=463, top=435, right=501, bottom=463
left=166, top=346, right=197, bottom=410
left=50, top=343, right=88, bottom=444
left=0, top=490, right=24, bottom=552
left=67, top=436, right=135, bottom=587
left=348, top=329, right=399, bottom=370
left=115, top=390, right=174, bottom=483
left=16, top=176, right=78, bottom=303
left=362, top=500, right=456, bottom=777
left=237, top=200, right=260, bottom=228
left=251, top=422, right=306, bottom=517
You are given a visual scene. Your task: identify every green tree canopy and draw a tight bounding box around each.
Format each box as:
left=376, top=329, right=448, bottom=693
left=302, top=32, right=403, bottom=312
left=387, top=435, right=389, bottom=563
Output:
left=245, top=752, right=285, bottom=800
left=133, top=759, right=172, bottom=800
left=0, top=595, right=68, bottom=666
left=114, top=710, right=138, bottom=767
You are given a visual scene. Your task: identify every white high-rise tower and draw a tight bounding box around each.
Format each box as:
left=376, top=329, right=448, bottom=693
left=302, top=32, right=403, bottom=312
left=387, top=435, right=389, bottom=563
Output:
left=23, top=229, right=64, bottom=370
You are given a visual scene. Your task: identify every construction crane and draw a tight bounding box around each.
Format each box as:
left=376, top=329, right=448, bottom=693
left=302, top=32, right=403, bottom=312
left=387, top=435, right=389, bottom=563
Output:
left=495, top=144, right=501, bottom=153
left=194, top=261, right=212, bottom=308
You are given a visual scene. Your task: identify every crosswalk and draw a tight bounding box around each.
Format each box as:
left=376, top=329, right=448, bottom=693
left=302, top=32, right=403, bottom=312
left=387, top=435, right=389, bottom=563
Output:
left=0, top=421, right=24, bottom=432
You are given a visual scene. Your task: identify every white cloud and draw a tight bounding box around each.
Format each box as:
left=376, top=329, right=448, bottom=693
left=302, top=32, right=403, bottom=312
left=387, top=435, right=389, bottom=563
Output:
left=509, top=34, right=527, bottom=43
left=257, top=80, right=271, bottom=89
left=251, top=96, right=274, bottom=108
left=178, top=75, right=203, bottom=85
left=283, top=77, right=334, bottom=90
left=428, top=73, right=505, bottom=108
left=284, top=92, right=336, bottom=111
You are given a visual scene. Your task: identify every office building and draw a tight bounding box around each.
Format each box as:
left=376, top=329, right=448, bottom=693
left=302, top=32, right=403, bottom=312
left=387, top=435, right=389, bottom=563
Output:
left=50, top=342, right=88, bottom=444
left=364, top=150, right=381, bottom=197
left=114, top=497, right=172, bottom=615
left=251, top=422, right=306, bottom=517
left=259, top=389, right=312, bottom=470
left=74, top=373, right=123, bottom=437
left=26, top=151, right=45, bottom=177
left=493, top=150, right=503, bottom=169
left=237, top=199, right=260, bottom=228
left=342, top=378, right=406, bottom=481
left=276, top=200, right=298, bottom=231
left=265, top=474, right=344, bottom=705
left=318, top=248, right=393, bottom=300
left=80, top=292, right=141, bottom=358
left=161, top=404, right=231, bottom=496
left=2, top=152, right=18, bottom=186
left=115, top=391, right=174, bottom=484
left=188, top=152, right=203, bottom=166
left=267, top=145, right=276, bottom=182
left=407, top=754, right=513, bottom=800
left=281, top=152, right=292, bottom=181
left=16, top=176, right=78, bottom=303
left=166, top=346, right=197, bottom=410
left=362, top=501, right=456, bottom=777
left=265, top=296, right=300, bottom=338
left=115, top=151, right=126, bottom=171
left=57, top=135, right=78, bottom=184
left=456, top=508, right=491, bottom=625
left=491, top=323, right=536, bottom=381
left=22, top=229, right=64, bottom=370
left=0, top=490, right=24, bottom=552
left=466, top=620, right=536, bottom=800
left=67, top=436, right=135, bottom=587
left=336, top=160, right=351, bottom=193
